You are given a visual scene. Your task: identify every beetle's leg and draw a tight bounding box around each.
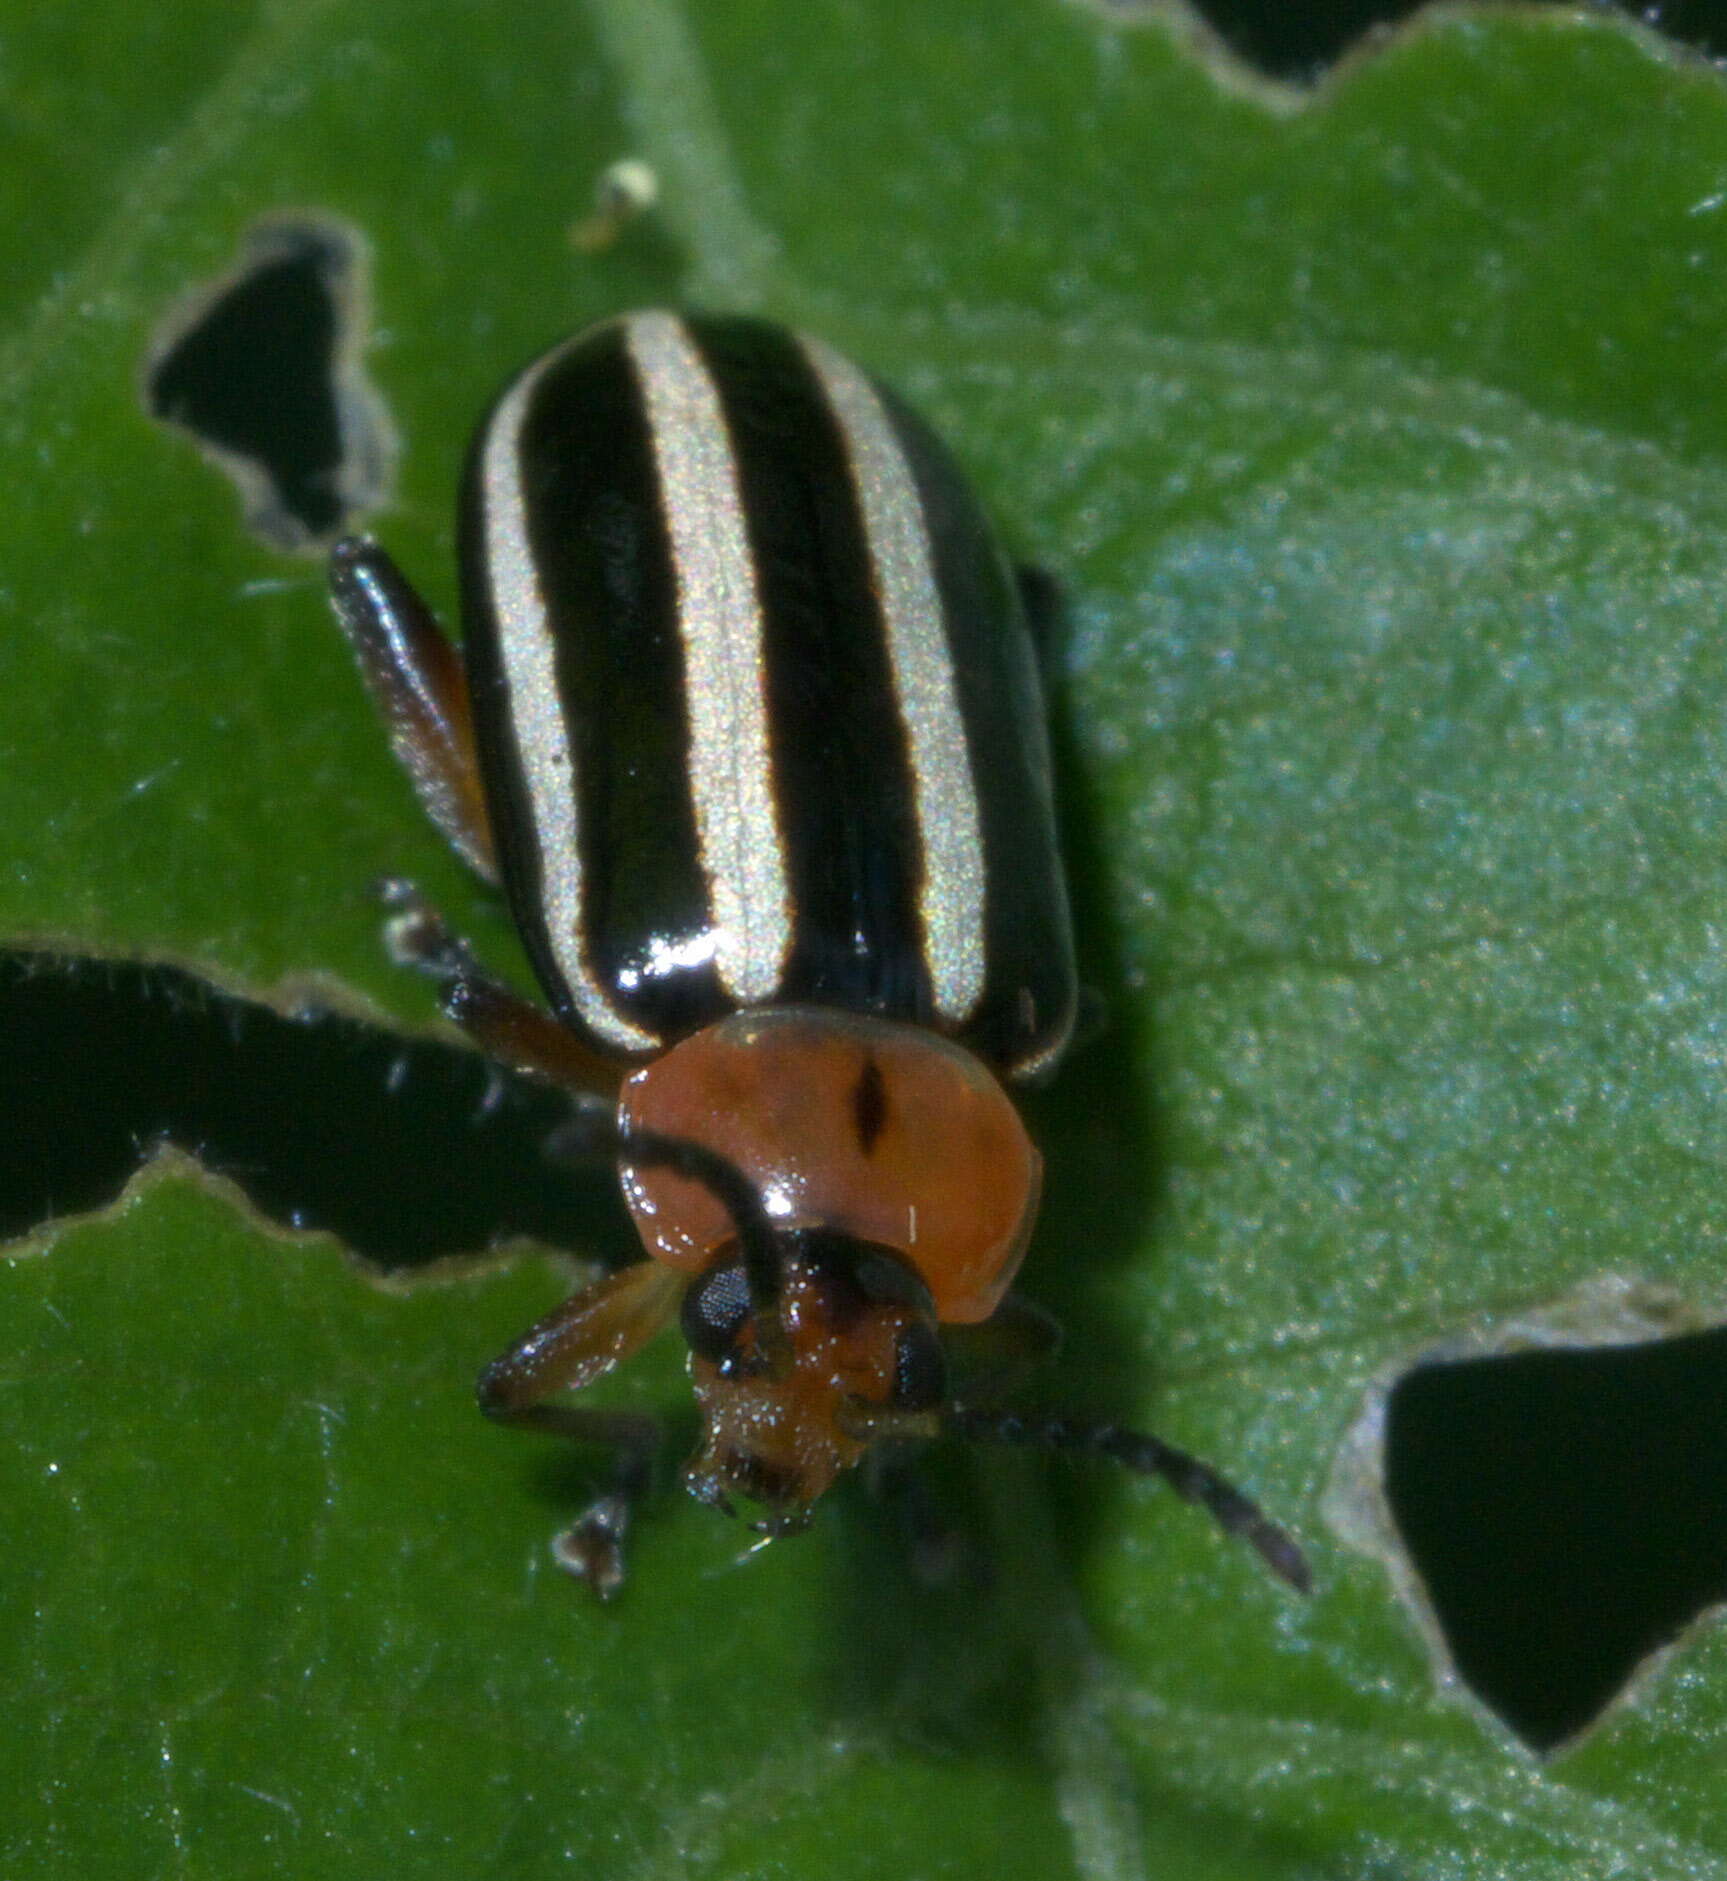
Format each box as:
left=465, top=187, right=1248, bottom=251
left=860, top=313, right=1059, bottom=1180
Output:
left=479, top=1259, right=684, bottom=1408
left=846, top=1295, right=1054, bottom=1588
left=377, top=878, right=626, bottom=1099
left=478, top=1259, right=684, bottom=1597
left=945, top=1406, right=1311, bottom=1593
left=545, top=1410, right=662, bottom=1596
left=497, top=1405, right=661, bottom=1599
left=385, top=882, right=793, bottom=1375
left=550, top=1108, right=795, bottom=1377
left=329, top=536, right=499, bottom=883
left=863, top=1446, right=984, bottom=1588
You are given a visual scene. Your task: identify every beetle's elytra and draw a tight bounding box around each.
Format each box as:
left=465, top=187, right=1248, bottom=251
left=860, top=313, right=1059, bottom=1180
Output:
left=327, top=310, right=1306, bottom=1597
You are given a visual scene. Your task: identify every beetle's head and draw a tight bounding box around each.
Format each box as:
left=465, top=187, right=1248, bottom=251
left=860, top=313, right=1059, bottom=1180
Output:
left=677, top=1227, right=946, bottom=1529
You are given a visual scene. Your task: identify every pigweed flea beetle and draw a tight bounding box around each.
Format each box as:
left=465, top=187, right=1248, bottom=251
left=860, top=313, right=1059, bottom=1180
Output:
left=327, top=311, right=1307, bottom=1598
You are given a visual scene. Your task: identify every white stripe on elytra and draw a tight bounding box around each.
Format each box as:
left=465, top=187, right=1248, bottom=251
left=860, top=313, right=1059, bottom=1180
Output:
left=480, top=328, right=660, bottom=1054
left=798, top=334, right=986, bottom=1023
left=624, top=312, right=790, bottom=1005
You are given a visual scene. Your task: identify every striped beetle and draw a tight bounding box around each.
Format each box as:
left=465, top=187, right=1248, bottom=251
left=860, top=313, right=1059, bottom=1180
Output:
left=329, top=311, right=1305, bottom=1596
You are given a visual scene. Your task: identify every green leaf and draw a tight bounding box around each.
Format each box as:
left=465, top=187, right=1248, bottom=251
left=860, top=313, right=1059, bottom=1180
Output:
left=6, top=2, right=1727, bottom=1874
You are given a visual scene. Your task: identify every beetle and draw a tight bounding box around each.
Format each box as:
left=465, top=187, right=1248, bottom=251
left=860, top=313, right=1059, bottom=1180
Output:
left=327, top=310, right=1307, bottom=1597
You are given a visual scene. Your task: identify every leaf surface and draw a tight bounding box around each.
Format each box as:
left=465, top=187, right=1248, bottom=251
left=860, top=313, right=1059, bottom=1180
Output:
left=5, top=3, right=1727, bottom=1875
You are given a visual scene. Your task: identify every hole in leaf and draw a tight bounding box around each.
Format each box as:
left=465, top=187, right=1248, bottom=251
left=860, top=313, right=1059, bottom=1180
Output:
left=0, top=949, right=616, bottom=1273
left=145, top=213, right=395, bottom=553
left=1384, top=1321, right=1727, bottom=1752
left=1113, top=1, right=1727, bottom=83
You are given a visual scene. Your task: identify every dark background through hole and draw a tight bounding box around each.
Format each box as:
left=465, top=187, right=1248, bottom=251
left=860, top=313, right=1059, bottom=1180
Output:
left=0, top=951, right=617, bottom=1274
left=1386, top=1330, right=1727, bottom=1752
left=148, top=230, right=350, bottom=545
left=1192, top=0, right=1727, bottom=79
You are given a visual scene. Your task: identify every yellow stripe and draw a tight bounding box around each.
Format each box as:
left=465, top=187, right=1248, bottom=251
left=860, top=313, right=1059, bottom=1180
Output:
left=799, top=334, right=987, bottom=1023
left=624, top=312, right=791, bottom=1005
left=479, top=328, right=661, bottom=1054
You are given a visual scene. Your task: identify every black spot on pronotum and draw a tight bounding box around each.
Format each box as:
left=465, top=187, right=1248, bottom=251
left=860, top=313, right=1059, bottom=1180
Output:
left=1384, top=1324, right=1727, bottom=1753
left=145, top=213, right=395, bottom=553
left=852, top=1056, right=888, bottom=1155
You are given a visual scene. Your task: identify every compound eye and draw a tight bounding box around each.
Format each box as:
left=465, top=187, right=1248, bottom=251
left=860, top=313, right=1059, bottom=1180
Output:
left=680, top=1257, right=753, bottom=1364
left=892, top=1322, right=947, bottom=1413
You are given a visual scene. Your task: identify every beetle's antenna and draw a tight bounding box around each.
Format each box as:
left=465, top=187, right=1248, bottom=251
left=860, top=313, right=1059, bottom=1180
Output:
left=553, top=1106, right=792, bottom=1375
left=375, top=876, right=791, bottom=1365
left=945, top=1405, right=1310, bottom=1592
left=375, top=878, right=794, bottom=1371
